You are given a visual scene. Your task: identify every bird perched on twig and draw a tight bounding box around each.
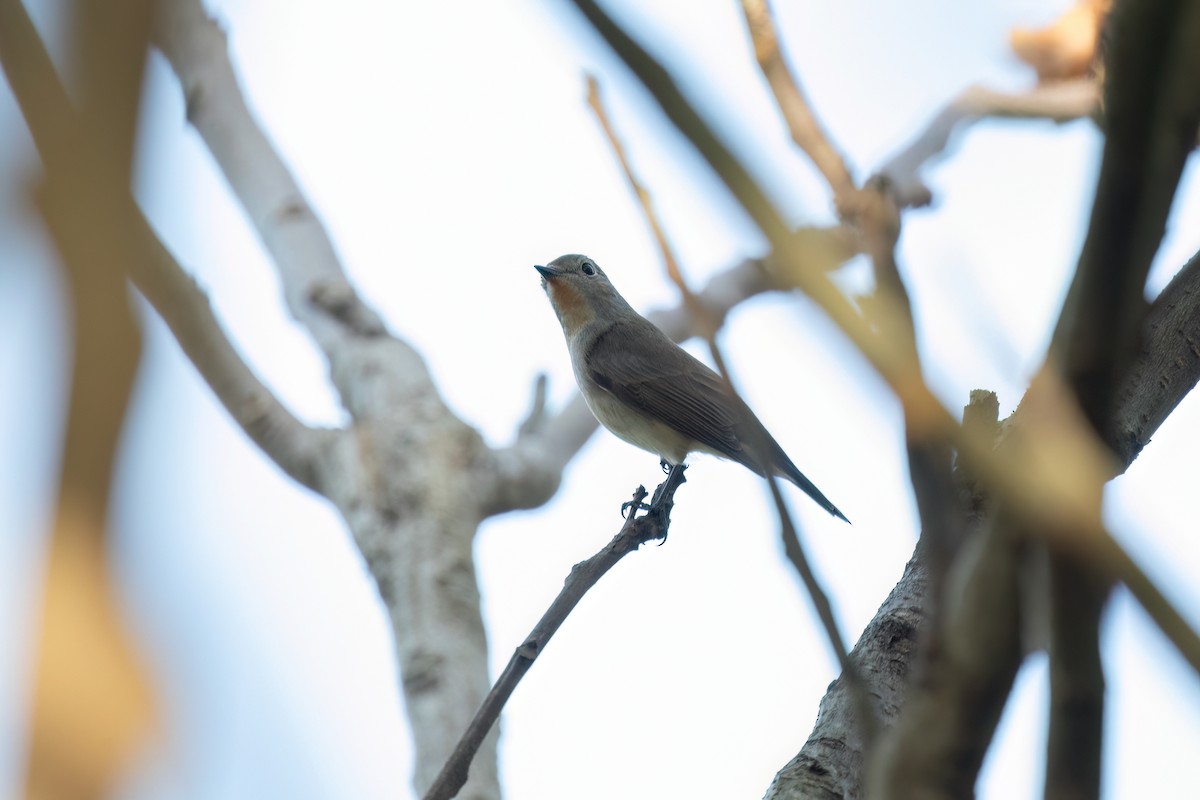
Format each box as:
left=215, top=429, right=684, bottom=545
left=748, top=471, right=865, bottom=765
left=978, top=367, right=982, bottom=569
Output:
left=535, top=253, right=848, bottom=522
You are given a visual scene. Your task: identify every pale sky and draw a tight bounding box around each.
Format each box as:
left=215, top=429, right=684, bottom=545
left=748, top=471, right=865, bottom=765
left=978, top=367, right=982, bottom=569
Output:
left=1, top=1, right=1198, bottom=798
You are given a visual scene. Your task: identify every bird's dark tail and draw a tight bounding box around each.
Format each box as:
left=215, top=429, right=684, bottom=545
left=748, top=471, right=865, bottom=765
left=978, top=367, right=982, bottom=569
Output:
left=733, top=421, right=850, bottom=522
left=780, top=461, right=850, bottom=523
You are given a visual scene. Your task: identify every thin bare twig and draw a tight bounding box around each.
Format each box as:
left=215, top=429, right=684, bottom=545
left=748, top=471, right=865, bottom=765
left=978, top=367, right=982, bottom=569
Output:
left=738, top=0, right=855, bottom=206
left=584, top=75, right=721, bottom=355
left=423, top=468, right=688, bottom=800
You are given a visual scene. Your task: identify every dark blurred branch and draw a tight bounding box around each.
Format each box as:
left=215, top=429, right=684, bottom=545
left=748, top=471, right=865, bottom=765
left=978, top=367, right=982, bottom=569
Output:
left=1044, top=557, right=1106, bottom=800
left=424, top=469, right=688, bottom=800
left=855, top=180, right=965, bottom=592
left=76, top=0, right=153, bottom=172
left=1042, top=0, right=1200, bottom=796
left=1052, top=0, right=1200, bottom=438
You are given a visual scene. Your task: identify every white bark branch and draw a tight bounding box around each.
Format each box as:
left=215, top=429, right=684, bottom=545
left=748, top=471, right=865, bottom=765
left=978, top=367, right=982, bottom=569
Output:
left=129, top=220, right=335, bottom=491
left=877, top=79, right=1100, bottom=208
left=151, top=3, right=501, bottom=797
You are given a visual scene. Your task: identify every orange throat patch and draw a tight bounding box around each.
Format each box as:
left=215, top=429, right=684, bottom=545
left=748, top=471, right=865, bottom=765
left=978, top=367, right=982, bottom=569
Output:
left=547, top=281, right=594, bottom=335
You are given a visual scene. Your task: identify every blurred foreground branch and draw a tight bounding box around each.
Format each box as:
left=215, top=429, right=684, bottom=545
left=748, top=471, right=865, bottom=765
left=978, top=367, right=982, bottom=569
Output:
left=0, top=0, right=157, bottom=795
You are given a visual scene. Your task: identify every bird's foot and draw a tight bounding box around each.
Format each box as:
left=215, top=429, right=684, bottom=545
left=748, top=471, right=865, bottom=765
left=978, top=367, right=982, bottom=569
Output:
left=647, top=463, right=689, bottom=544
left=659, top=459, right=672, bottom=475
left=620, top=464, right=688, bottom=547
left=620, top=498, right=652, bottom=519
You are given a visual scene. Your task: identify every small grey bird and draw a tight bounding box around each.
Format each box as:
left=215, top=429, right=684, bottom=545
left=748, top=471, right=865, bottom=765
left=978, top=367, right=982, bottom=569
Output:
left=535, top=253, right=848, bottom=522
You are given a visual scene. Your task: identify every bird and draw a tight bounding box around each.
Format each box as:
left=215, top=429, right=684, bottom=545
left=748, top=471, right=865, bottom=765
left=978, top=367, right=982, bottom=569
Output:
left=534, top=253, right=848, bottom=522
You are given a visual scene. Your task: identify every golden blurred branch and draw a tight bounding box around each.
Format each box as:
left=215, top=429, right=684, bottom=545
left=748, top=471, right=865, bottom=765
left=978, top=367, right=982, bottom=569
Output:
left=0, top=0, right=157, bottom=796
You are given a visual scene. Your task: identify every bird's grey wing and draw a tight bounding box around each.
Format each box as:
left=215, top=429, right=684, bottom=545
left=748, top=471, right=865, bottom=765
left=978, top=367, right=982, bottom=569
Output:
left=584, top=321, right=749, bottom=461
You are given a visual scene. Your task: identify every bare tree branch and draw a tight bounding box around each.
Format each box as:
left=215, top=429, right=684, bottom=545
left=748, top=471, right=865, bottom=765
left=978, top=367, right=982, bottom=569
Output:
left=738, top=0, right=968, bottom=660
left=877, top=80, right=1100, bottom=208
left=735, top=5, right=1015, bottom=786
left=738, top=0, right=856, bottom=206
left=765, top=548, right=928, bottom=800
left=1112, top=252, right=1200, bottom=468
left=869, top=512, right=1025, bottom=800
left=129, top=225, right=337, bottom=492
left=425, top=470, right=688, bottom=800
left=151, top=1, right=430, bottom=417
left=768, top=283, right=1200, bottom=797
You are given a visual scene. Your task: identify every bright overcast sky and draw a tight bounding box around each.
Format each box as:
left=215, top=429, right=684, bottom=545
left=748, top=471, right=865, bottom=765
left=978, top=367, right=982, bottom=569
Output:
left=1, top=0, right=1198, bottom=798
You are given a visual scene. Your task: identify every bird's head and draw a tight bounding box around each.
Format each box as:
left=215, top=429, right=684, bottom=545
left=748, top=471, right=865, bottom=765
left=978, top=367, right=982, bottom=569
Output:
left=534, top=254, right=627, bottom=337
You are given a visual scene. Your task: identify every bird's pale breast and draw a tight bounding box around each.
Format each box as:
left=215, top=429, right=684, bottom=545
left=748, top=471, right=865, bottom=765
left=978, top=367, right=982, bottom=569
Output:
left=579, top=380, right=696, bottom=464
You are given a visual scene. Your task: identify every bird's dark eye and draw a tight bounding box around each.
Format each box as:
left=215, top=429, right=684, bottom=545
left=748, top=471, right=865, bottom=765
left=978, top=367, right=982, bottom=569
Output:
left=581, top=262, right=596, bottom=276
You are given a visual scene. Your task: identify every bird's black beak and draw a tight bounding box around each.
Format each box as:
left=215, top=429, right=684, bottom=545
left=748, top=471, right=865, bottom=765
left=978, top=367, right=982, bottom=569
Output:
left=534, top=264, right=560, bottom=280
